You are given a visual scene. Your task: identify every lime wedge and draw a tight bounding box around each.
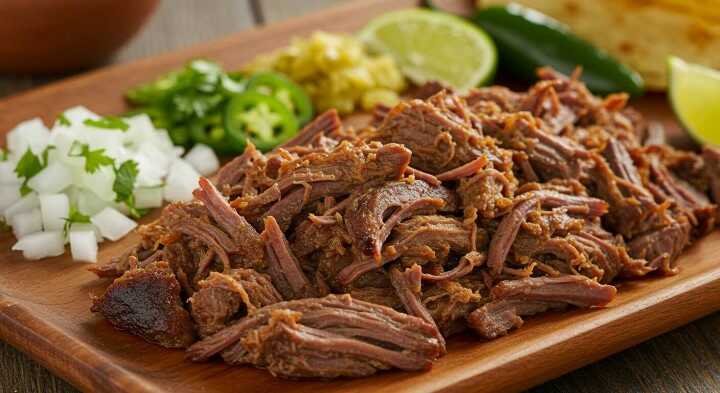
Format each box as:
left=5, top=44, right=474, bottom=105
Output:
left=668, top=56, right=720, bottom=146
left=359, top=9, right=497, bottom=92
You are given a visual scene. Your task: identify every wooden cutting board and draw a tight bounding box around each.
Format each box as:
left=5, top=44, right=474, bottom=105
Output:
left=1, top=1, right=718, bottom=392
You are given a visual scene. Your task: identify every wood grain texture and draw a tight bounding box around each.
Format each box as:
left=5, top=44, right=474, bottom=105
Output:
left=1, top=1, right=720, bottom=392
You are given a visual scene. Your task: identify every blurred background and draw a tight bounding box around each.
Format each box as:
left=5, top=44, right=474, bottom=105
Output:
left=0, top=0, right=348, bottom=97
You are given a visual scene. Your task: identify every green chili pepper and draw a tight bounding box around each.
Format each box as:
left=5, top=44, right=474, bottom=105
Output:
left=189, top=113, right=243, bottom=154
left=472, top=4, right=644, bottom=96
left=246, top=72, right=314, bottom=125
left=224, top=91, right=299, bottom=152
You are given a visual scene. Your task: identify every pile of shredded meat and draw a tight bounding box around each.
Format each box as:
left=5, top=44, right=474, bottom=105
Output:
left=90, top=68, right=720, bottom=379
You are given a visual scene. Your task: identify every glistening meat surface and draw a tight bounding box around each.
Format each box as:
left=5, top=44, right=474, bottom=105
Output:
left=91, top=67, right=718, bottom=380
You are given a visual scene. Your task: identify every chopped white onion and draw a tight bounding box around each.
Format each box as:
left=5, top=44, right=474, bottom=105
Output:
left=4, top=105, right=225, bottom=262
left=133, top=151, right=167, bottom=187
left=11, top=208, right=42, bottom=239
left=91, top=207, right=137, bottom=241
left=62, top=106, right=100, bottom=124
left=69, top=223, right=103, bottom=243
left=134, top=187, right=164, bottom=209
left=27, top=162, right=74, bottom=194
left=79, top=165, right=116, bottom=202
left=4, top=193, right=39, bottom=222
left=0, top=186, right=21, bottom=212
left=69, top=231, right=98, bottom=263
left=7, top=118, right=50, bottom=156
left=0, top=162, right=20, bottom=184
left=39, top=193, right=70, bottom=231
left=164, top=160, right=200, bottom=202
left=75, top=189, right=110, bottom=217
left=12, top=231, right=65, bottom=260
left=183, top=143, right=220, bottom=176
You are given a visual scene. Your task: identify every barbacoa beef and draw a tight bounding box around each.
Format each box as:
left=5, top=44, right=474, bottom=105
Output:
left=468, top=275, right=616, bottom=339
left=345, top=180, right=459, bottom=261
left=189, top=269, right=282, bottom=337
left=187, top=294, right=444, bottom=378
left=91, top=260, right=195, bottom=348
left=368, top=91, right=499, bottom=174
left=262, top=216, right=318, bottom=300
left=261, top=141, right=412, bottom=230
left=487, top=189, right=608, bottom=277
left=336, top=215, right=483, bottom=286
left=92, top=66, right=719, bottom=380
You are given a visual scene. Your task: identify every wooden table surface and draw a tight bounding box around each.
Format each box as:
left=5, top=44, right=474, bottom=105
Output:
left=1, top=1, right=719, bottom=392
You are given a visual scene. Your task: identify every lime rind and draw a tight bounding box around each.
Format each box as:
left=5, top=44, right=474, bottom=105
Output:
left=668, top=56, right=720, bottom=147
left=359, top=9, right=497, bottom=92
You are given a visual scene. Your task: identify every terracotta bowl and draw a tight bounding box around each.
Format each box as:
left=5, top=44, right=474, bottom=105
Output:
left=0, top=0, right=159, bottom=74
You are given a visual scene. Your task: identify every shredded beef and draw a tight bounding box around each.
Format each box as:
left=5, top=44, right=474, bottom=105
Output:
left=91, top=260, right=196, bottom=348
left=345, top=180, right=458, bottom=260
left=704, top=147, right=720, bottom=205
left=93, top=66, right=718, bottom=380
left=336, top=215, right=478, bottom=286
left=468, top=275, right=616, bottom=338
left=262, top=216, right=317, bottom=299
left=279, top=109, right=342, bottom=149
left=262, top=141, right=412, bottom=230
left=190, top=269, right=282, bottom=337
left=369, top=91, right=497, bottom=174
left=187, top=294, right=443, bottom=378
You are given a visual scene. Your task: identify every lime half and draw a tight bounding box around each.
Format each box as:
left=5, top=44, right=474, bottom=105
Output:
left=668, top=56, right=720, bottom=146
left=359, top=9, right=497, bottom=92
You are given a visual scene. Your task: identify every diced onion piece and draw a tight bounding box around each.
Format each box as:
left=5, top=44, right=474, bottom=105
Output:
left=0, top=162, right=20, bottom=184
left=7, top=118, right=50, bottom=156
left=11, top=208, right=43, bottom=239
left=70, top=223, right=103, bottom=243
left=164, top=160, right=200, bottom=202
left=75, top=189, right=111, bottom=216
left=0, top=186, right=21, bottom=212
left=125, top=113, right=155, bottom=133
left=183, top=144, right=220, bottom=176
left=50, top=128, right=83, bottom=167
left=135, top=187, right=164, bottom=209
left=4, top=193, right=39, bottom=222
left=27, top=162, right=73, bottom=194
left=12, top=231, right=65, bottom=260
left=69, top=231, right=98, bottom=262
left=39, top=193, right=70, bottom=231
left=133, top=151, right=167, bottom=187
left=91, top=207, right=137, bottom=241
left=79, top=165, right=116, bottom=202
left=62, top=106, right=100, bottom=124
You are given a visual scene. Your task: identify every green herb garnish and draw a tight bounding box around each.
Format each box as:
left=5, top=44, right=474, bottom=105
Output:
left=56, top=113, right=71, bottom=127
left=125, top=59, right=248, bottom=152
left=0, top=148, right=7, bottom=161
left=63, top=205, right=91, bottom=236
left=14, top=148, right=49, bottom=196
left=112, top=160, right=144, bottom=218
left=68, top=142, right=115, bottom=173
left=83, top=116, right=130, bottom=131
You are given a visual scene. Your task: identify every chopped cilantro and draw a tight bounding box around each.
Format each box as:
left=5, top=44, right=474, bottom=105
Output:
left=113, top=160, right=142, bottom=217
left=68, top=142, right=115, bottom=173
left=15, top=149, right=43, bottom=179
left=63, top=206, right=91, bottom=236
left=83, top=116, right=130, bottom=131
left=14, top=148, right=45, bottom=196
left=0, top=148, right=7, bottom=161
left=56, top=112, right=71, bottom=126
left=0, top=218, right=9, bottom=233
